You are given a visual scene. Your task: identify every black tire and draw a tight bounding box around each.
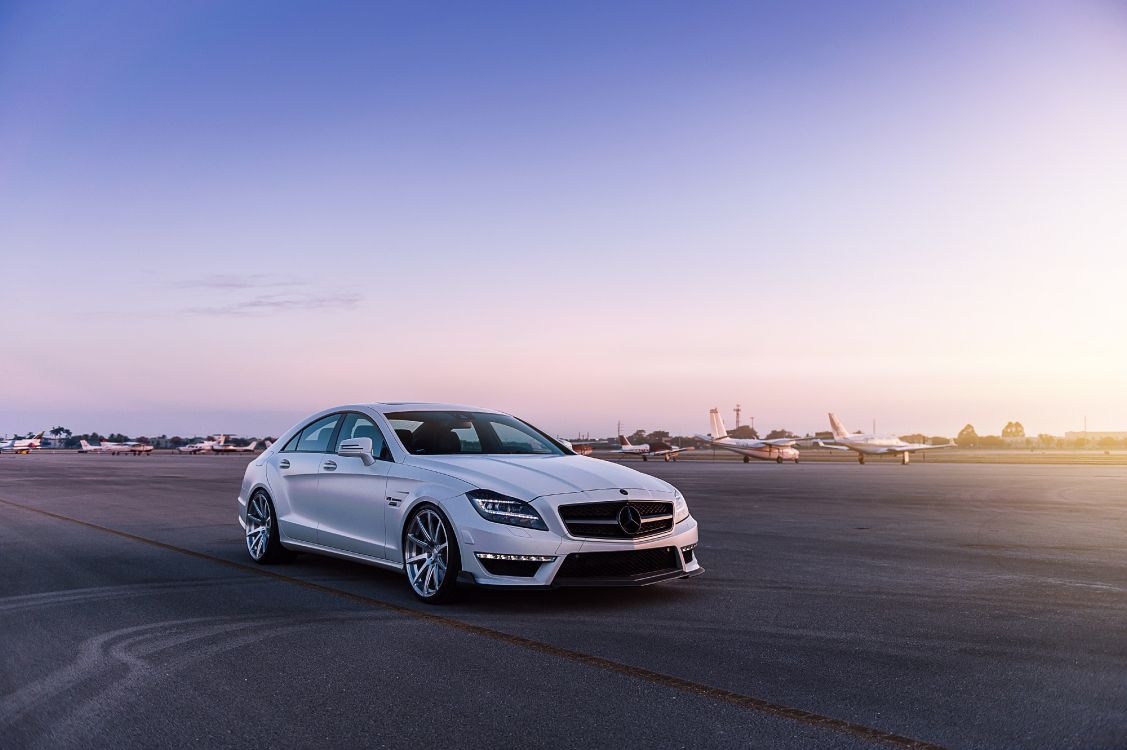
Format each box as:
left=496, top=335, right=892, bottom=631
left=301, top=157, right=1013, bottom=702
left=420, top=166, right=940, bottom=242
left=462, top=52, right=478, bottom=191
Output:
left=742, top=456, right=750, bottom=463
left=245, top=490, right=294, bottom=564
left=642, top=456, right=648, bottom=462
left=776, top=455, right=783, bottom=464
left=403, top=503, right=461, bottom=604
left=858, top=454, right=865, bottom=465
left=794, top=458, right=800, bottom=464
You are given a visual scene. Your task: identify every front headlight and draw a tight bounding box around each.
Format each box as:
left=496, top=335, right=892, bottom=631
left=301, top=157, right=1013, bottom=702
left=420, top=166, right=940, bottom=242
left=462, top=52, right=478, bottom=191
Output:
left=673, top=489, right=689, bottom=523
left=467, top=489, right=548, bottom=531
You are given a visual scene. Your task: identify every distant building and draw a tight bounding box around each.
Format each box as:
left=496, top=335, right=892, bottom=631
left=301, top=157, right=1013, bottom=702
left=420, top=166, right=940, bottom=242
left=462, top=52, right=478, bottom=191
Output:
left=1064, top=431, right=1127, bottom=441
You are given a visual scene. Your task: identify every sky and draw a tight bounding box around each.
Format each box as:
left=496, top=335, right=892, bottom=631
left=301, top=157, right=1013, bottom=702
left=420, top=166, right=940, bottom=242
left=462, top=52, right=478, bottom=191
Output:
left=2, top=0, right=1126, bottom=439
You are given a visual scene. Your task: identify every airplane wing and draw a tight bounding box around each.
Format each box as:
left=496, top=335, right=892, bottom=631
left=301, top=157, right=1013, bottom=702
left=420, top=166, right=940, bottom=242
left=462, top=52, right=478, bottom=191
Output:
left=697, top=435, right=768, bottom=449
left=814, top=440, right=853, bottom=452
left=900, top=442, right=957, bottom=452
left=647, top=446, right=693, bottom=456
left=862, top=442, right=956, bottom=454
left=761, top=438, right=799, bottom=447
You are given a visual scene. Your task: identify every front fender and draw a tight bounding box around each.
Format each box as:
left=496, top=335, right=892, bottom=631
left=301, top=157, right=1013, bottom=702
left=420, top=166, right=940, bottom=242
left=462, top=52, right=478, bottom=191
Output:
left=384, top=469, right=473, bottom=565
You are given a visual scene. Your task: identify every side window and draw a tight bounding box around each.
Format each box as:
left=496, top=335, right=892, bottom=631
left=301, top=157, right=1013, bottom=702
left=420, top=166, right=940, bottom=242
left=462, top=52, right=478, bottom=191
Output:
left=334, top=413, right=390, bottom=460
left=294, top=414, right=341, bottom=453
left=281, top=432, right=301, bottom=452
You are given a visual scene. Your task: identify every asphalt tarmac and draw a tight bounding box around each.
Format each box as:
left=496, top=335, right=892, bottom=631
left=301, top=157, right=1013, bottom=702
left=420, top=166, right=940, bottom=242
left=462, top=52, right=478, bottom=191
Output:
left=1, top=454, right=1124, bottom=749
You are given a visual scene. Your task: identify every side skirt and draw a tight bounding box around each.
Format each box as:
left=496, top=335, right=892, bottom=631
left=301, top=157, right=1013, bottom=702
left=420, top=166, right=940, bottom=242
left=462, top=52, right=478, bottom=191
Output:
left=281, top=538, right=405, bottom=573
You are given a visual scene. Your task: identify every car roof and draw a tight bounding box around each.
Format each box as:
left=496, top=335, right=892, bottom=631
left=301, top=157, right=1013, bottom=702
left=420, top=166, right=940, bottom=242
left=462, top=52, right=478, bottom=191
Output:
left=360, top=402, right=504, bottom=415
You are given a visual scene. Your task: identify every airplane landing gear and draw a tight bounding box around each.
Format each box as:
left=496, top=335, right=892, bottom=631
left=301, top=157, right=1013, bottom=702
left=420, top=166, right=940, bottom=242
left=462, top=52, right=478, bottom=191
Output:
left=776, top=455, right=783, bottom=464
left=794, top=457, right=800, bottom=464
left=663, top=455, right=670, bottom=462
left=858, top=454, right=865, bottom=464
left=642, top=456, right=648, bottom=462
left=743, top=456, right=750, bottom=464
left=901, top=452, right=910, bottom=465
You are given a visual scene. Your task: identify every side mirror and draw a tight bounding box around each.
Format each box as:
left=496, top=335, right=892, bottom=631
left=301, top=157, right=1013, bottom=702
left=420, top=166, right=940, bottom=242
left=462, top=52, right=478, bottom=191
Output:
left=338, top=437, right=376, bottom=466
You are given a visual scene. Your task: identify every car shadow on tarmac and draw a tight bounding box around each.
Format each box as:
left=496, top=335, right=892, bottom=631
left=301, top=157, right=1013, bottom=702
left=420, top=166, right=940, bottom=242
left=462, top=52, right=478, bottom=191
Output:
left=269, top=546, right=706, bottom=615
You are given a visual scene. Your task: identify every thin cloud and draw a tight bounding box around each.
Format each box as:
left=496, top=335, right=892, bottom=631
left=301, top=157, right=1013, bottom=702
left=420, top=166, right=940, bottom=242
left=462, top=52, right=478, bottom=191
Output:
left=183, top=291, right=362, bottom=316
left=175, top=274, right=305, bottom=290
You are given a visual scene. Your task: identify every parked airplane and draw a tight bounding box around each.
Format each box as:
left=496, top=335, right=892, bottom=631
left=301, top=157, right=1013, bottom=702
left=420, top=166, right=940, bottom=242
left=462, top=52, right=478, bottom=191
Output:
left=80, top=439, right=152, bottom=455
left=0, top=432, right=43, bottom=454
left=105, top=441, right=153, bottom=456
left=177, top=435, right=225, bottom=454
left=816, top=413, right=955, bottom=464
left=616, top=434, right=689, bottom=462
left=694, top=408, right=801, bottom=464
left=78, top=439, right=108, bottom=454
left=212, top=440, right=258, bottom=454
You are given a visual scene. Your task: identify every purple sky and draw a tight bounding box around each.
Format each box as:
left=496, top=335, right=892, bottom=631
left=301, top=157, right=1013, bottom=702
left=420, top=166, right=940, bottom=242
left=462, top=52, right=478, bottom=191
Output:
left=2, top=1, right=1126, bottom=438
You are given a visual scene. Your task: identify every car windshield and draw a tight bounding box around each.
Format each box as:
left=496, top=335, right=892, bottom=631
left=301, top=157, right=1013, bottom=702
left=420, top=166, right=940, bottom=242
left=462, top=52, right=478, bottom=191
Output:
left=385, top=411, right=568, bottom=456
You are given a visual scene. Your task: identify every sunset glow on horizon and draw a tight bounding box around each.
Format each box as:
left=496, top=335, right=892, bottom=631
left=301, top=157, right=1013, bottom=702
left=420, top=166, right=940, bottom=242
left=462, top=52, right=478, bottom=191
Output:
left=3, top=1, right=1126, bottom=438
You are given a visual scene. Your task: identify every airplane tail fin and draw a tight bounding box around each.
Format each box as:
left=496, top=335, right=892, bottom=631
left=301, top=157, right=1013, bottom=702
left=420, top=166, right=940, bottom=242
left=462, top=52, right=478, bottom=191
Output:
left=618, top=434, right=632, bottom=447
left=80, top=440, right=90, bottom=449
left=217, top=435, right=227, bottom=445
left=248, top=441, right=257, bottom=450
left=828, top=413, right=849, bottom=440
left=709, top=408, right=728, bottom=440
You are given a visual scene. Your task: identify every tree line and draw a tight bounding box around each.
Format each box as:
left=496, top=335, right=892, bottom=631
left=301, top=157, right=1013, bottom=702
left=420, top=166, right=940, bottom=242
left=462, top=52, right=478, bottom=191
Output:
left=32, top=427, right=273, bottom=449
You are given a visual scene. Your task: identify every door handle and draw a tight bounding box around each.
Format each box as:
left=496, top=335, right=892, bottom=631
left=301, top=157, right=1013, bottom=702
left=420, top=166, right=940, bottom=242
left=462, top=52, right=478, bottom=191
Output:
left=279, top=458, right=290, bottom=469
left=323, top=460, right=337, bottom=471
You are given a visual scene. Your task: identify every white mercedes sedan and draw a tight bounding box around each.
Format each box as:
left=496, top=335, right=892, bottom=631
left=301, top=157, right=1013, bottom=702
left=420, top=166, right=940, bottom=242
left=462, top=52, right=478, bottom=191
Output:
left=237, top=403, right=702, bottom=602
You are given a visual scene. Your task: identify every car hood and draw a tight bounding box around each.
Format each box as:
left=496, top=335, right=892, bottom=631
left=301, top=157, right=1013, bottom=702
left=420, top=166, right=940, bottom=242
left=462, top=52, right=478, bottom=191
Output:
left=404, top=454, right=674, bottom=501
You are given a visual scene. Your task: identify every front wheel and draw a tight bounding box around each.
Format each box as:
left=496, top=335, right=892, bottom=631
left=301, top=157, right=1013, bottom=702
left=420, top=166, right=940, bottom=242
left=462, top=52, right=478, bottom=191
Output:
left=404, top=504, right=460, bottom=603
left=245, top=491, right=293, bottom=564
left=742, top=456, right=750, bottom=464
left=776, top=455, right=783, bottom=464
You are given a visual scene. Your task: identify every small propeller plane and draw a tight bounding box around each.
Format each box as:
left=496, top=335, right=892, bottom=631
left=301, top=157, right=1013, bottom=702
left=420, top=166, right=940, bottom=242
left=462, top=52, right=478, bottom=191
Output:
left=694, top=408, right=801, bottom=464
left=615, top=434, right=690, bottom=462
left=212, top=440, right=259, bottom=454
left=816, top=413, right=955, bottom=464
left=177, top=435, right=225, bottom=454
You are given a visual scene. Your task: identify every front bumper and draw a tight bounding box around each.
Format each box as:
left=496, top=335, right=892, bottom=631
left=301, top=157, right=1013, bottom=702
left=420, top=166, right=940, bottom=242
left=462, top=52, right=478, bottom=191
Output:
left=450, top=505, right=702, bottom=588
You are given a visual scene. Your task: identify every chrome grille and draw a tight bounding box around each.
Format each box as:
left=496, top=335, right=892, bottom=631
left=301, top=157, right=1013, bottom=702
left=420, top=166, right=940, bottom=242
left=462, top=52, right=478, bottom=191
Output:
left=557, top=500, right=674, bottom=539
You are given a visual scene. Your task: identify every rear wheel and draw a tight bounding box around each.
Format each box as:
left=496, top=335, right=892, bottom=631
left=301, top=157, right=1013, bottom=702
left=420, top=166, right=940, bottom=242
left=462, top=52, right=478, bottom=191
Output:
left=404, top=504, right=460, bottom=603
left=858, top=454, right=865, bottom=464
left=245, top=491, right=293, bottom=564
left=742, top=456, right=750, bottom=464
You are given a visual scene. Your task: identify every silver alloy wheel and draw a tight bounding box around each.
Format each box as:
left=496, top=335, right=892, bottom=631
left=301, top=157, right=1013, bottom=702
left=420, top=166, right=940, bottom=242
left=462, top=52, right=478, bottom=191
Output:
left=246, top=493, right=272, bottom=560
left=405, top=508, right=449, bottom=598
